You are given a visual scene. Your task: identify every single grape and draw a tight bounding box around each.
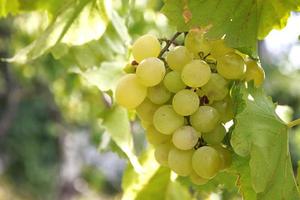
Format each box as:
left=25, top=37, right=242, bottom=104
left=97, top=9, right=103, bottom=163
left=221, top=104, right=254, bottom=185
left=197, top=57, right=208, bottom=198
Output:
left=132, top=34, right=161, bottom=62
left=136, top=98, right=159, bottom=122
left=168, top=147, right=193, bottom=176
left=190, top=170, right=209, bottom=185
left=201, top=73, right=228, bottom=102
left=172, top=126, right=200, bottom=150
left=184, top=30, right=211, bottom=56
left=154, top=142, right=172, bottom=167
left=153, top=105, right=185, bottom=135
left=166, top=46, right=193, bottom=72
left=192, top=146, right=221, bottom=179
left=136, top=57, right=166, bottom=87
left=163, top=71, right=186, bottom=93
left=245, top=59, right=265, bottom=87
left=190, top=106, right=220, bottom=133
left=172, top=89, right=199, bottom=116
left=217, top=52, right=246, bottom=80
left=181, top=60, right=211, bottom=87
left=210, top=39, right=234, bottom=58
left=146, top=125, right=171, bottom=146
left=115, top=74, right=147, bottom=109
left=202, top=124, right=226, bottom=145
left=212, top=145, right=232, bottom=170
left=147, top=83, right=171, bottom=105
left=211, top=97, right=234, bottom=123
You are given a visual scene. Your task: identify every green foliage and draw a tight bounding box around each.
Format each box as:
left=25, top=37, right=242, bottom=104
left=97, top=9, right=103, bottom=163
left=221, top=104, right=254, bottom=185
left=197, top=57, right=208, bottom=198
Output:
left=162, top=0, right=300, bottom=56
left=231, top=83, right=300, bottom=199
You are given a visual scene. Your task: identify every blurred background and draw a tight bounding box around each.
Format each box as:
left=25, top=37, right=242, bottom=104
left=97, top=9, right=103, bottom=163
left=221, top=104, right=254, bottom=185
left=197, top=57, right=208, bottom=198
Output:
left=0, top=0, right=299, bottom=199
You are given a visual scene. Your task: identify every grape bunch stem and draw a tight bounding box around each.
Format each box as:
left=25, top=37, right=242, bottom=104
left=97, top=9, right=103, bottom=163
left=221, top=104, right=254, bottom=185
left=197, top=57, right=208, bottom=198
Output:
left=287, top=118, right=300, bottom=128
left=158, top=32, right=182, bottom=58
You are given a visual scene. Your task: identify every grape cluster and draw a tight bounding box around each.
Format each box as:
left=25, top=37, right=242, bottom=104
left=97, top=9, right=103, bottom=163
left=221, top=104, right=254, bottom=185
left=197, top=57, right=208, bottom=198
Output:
left=115, top=30, right=265, bottom=185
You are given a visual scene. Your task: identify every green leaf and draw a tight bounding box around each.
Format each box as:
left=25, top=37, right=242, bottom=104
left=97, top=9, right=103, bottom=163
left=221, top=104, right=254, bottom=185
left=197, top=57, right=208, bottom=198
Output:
left=102, top=105, right=141, bottom=172
left=166, top=180, right=192, bottom=200
left=231, top=84, right=300, bottom=199
left=78, top=61, right=124, bottom=91
left=0, top=0, right=19, bottom=17
left=135, top=167, right=171, bottom=200
left=162, top=0, right=300, bottom=56
left=230, top=156, right=257, bottom=200
left=7, top=0, right=110, bottom=64
left=122, top=148, right=161, bottom=200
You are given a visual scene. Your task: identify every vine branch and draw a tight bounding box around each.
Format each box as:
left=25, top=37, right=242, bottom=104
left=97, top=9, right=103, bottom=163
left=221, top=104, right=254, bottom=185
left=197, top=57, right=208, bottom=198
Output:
left=287, top=118, right=300, bottom=128
left=158, top=32, right=182, bottom=58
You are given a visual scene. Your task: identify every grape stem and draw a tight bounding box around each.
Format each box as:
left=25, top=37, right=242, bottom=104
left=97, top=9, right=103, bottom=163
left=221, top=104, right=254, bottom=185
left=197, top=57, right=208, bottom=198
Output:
left=287, top=118, right=300, bottom=128
left=158, top=32, right=182, bottom=58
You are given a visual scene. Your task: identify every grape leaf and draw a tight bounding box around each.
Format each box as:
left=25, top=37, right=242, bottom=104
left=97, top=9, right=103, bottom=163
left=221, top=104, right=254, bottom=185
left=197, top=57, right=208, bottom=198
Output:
left=102, top=105, right=142, bottom=172
left=122, top=148, right=160, bottom=200
left=135, top=167, right=171, bottom=200
left=7, top=0, right=110, bottom=64
left=162, top=0, right=300, bottom=56
left=0, top=0, right=19, bottom=17
left=231, top=84, right=300, bottom=199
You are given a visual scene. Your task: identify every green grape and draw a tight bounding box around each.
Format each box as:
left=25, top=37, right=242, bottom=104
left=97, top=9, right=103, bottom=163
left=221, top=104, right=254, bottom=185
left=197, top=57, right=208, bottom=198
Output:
left=184, top=30, right=211, bottom=56
left=192, top=146, right=221, bottom=179
left=136, top=98, right=159, bottom=122
left=136, top=57, right=165, bottom=87
left=168, top=147, right=193, bottom=176
left=146, top=125, right=171, bottom=146
left=210, top=39, right=234, bottom=58
left=172, top=89, right=199, bottom=116
left=245, top=59, right=265, bottom=87
left=115, top=74, right=147, bottom=109
left=166, top=46, right=193, bottom=72
left=202, top=124, right=226, bottom=145
left=190, top=106, right=220, bottom=133
left=172, top=126, right=200, bottom=150
left=153, top=105, right=185, bottom=135
left=147, top=83, right=171, bottom=105
left=154, top=142, right=172, bottom=167
left=212, top=145, right=232, bottom=170
left=181, top=60, right=211, bottom=87
left=211, top=97, right=234, bottom=123
left=163, top=71, right=186, bottom=93
left=132, top=34, right=161, bottom=62
left=141, top=120, right=151, bottom=129
left=201, top=73, right=228, bottom=102
left=190, top=170, right=209, bottom=185
left=217, top=52, right=246, bottom=80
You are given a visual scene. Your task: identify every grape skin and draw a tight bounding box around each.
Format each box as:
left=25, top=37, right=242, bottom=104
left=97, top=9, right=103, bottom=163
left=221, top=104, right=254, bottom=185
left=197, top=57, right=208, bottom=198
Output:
left=136, top=57, right=166, bottom=87
left=166, top=46, right=193, bottom=72
left=172, top=126, right=199, bottom=150
left=245, top=59, right=265, bottom=87
left=146, top=125, right=171, bottom=146
left=184, top=30, right=211, bottom=56
left=132, top=34, right=161, bottom=62
left=217, top=52, right=246, bottom=80
left=190, top=170, right=209, bottom=185
left=201, top=73, right=228, bottom=102
left=190, top=106, right=220, bottom=133
left=163, top=71, right=186, bottom=93
left=172, top=89, right=199, bottom=116
left=192, top=146, right=221, bottom=179
left=147, top=83, right=172, bottom=105
left=153, top=105, right=185, bottom=135
left=181, top=60, right=211, bottom=87
left=168, top=147, right=193, bottom=176
left=115, top=74, right=147, bottom=109
left=202, top=124, right=226, bottom=145
left=136, top=98, right=159, bottom=123
left=154, top=142, right=172, bottom=167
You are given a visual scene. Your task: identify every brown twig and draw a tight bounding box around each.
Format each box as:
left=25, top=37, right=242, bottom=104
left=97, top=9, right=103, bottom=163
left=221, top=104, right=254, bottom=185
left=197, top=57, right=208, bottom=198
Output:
left=158, top=32, right=182, bottom=58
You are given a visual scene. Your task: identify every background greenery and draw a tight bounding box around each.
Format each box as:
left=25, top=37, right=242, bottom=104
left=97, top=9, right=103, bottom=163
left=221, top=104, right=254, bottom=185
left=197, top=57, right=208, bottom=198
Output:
left=0, top=0, right=299, bottom=199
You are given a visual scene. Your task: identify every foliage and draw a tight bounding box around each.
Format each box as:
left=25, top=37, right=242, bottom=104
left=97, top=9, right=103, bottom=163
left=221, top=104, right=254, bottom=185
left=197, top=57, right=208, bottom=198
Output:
left=0, top=0, right=300, bottom=199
